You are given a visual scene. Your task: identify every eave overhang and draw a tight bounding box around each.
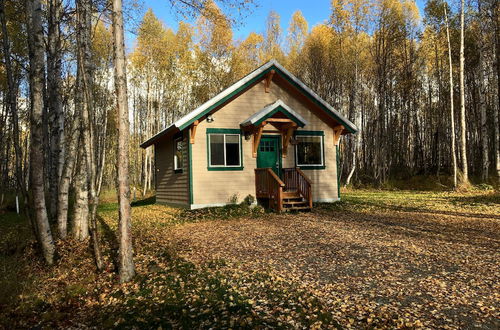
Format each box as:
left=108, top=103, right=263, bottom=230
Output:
left=140, top=60, right=358, bottom=149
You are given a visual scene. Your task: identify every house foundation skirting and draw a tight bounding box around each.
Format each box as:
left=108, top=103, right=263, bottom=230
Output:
left=313, top=198, right=340, bottom=203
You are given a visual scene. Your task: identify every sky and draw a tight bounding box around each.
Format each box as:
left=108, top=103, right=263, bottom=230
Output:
left=127, top=0, right=427, bottom=49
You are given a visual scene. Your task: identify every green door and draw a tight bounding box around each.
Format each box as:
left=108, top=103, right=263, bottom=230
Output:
left=257, top=136, right=281, bottom=176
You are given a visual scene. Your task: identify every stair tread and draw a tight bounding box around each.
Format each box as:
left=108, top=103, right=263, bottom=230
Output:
left=284, top=201, right=308, bottom=205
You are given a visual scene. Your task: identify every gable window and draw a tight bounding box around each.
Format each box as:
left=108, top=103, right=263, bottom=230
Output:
left=295, top=131, right=325, bottom=169
left=174, top=135, right=183, bottom=173
left=207, top=129, right=243, bottom=170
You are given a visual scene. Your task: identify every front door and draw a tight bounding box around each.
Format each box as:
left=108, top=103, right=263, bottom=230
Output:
left=257, top=136, right=281, bottom=176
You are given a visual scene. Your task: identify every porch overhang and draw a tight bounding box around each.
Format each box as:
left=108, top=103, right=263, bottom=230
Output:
left=240, top=99, right=307, bottom=130
left=241, top=100, right=307, bottom=158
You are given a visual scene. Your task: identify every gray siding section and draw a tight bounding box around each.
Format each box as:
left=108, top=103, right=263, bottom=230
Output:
left=154, top=130, right=189, bottom=206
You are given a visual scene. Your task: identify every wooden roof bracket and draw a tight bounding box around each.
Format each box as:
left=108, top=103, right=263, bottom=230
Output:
left=190, top=120, right=199, bottom=144
left=265, top=69, right=275, bottom=93
left=333, top=125, right=344, bottom=146
left=282, top=124, right=297, bottom=158
left=252, top=123, right=265, bottom=157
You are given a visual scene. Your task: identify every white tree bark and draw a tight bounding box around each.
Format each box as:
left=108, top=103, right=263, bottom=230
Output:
left=113, top=0, right=135, bottom=283
left=47, top=0, right=64, bottom=219
left=26, top=0, right=55, bottom=264
left=57, top=115, right=80, bottom=239
left=73, top=146, right=89, bottom=241
left=459, top=0, right=469, bottom=183
left=444, top=5, right=458, bottom=188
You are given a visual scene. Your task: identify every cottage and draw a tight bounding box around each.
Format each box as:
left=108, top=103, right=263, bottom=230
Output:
left=140, top=60, right=358, bottom=211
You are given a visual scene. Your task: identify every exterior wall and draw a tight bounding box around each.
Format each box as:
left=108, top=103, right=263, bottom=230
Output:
left=154, top=130, right=190, bottom=207
left=191, top=80, right=339, bottom=207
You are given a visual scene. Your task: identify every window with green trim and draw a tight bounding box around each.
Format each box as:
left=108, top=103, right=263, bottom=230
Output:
left=174, top=135, right=183, bottom=173
left=295, top=132, right=325, bottom=169
left=207, top=131, right=242, bottom=170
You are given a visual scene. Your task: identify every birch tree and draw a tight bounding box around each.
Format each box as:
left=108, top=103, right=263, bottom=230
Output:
left=112, top=0, right=135, bottom=283
left=26, top=0, right=55, bottom=265
left=47, top=0, right=64, bottom=219
left=459, top=0, right=468, bottom=184
left=444, top=3, right=457, bottom=188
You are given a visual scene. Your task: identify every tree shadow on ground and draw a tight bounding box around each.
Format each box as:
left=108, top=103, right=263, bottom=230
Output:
left=448, top=193, right=499, bottom=206
left=131, top=196, right=156, bottom=207
left=326, top=196, right=500, bottom=220
left=97, top=214, right=119, bottom=271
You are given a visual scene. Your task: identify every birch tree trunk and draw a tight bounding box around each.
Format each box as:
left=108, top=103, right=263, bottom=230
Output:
left=459, top=0, right=469, bottom=184
left=26, top=0, right=55, bottom=265
left=0, top=0, right=26, bottom=200
left=494, top=0, right=500, bottom=183
left=112, top=0, right=135, bottom=283
left=57, top=115, right=80, bottom=239
left=76, top=0, right=103, bottom=269
left=477, top=0, right=489, bottom=181
left=73, top=148, right=89, bottom=240
left=47, top=0, right=64, bottom=219
left=444, top=5, right=458, bottom=188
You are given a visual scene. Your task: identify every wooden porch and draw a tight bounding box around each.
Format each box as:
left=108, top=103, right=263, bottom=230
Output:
left=255, top=167, right=313, bottom=212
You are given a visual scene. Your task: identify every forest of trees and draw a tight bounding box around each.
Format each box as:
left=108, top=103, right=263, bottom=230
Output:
left=0, top=0, right=499, bottom=269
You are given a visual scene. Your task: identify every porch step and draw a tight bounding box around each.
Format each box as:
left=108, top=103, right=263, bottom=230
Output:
left=282, top=196, right=311, bottom=212
left=283, top=200, right=307, bottom=205
left=283, top=190, right=300, bottom=198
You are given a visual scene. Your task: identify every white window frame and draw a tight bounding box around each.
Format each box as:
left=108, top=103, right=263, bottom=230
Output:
left=173, top=136, right=183, bottom=172
left=208, top=133, right=242, bottom=168
left=295, top=135, right=324, bottom=167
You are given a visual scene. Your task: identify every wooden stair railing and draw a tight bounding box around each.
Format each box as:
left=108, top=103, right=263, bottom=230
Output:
left=282, top=168, right=313, bottom=209
left=255, top=168, right=285, bottom=212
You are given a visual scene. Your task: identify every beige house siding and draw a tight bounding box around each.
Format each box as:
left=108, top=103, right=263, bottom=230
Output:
left=191, top=80, right=339, bottom=207
left=154, top=130, right=190, bottom=206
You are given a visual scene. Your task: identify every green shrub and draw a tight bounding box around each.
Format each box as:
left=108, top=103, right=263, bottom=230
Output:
left=241, top=194, right=255, bottom=206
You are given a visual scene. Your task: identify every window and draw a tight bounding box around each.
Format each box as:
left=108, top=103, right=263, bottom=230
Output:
left=260, top=140, right=275, bottom=152
left=174, top=136, right=183, bottom=173
left=295, top=132, right=325, bottom=169
left=207, top=129, right=243, bottom=170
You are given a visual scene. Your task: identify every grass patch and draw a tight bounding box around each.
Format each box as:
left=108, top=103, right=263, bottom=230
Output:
left=322, top=189, right=500, bottom=217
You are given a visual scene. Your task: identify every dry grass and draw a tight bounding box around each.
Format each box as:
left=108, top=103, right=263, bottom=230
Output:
left=0, top=189, right=498, bottom=329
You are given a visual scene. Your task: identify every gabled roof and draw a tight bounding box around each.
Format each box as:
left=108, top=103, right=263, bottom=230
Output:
left=241, top=100, right=307, bottom=128
left=141, top=60, right=358, bottom=148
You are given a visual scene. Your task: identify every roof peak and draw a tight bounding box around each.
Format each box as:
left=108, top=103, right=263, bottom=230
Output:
left=141, top=60, right=357, bottom=148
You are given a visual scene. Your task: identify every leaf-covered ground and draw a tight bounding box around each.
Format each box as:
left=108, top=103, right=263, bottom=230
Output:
left=0, top=190, right=498, bottom=329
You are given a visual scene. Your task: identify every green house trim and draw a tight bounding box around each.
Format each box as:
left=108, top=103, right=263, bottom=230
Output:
left=188, top=130, right=193, bottom=204
left=178, top=68, right=274, bottom=131
left=206, top=128, right=244, bottom=171
left=336, top=145, right=341, bottom=200
left=294, top=130, right=326, bottom=170
left=252, top=106, right=306, bottom=128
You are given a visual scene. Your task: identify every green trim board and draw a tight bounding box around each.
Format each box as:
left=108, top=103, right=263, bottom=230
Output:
left=274, top=69, right=357, bottom=134
left=188, top=130, right=193, bottom=204
left=178, top=64, right=356, bottom=133
left=252, top=106, right=306, bottom=128
left=294, top=130, right=326, bottom=170
left=141, top=60, right=358, bottom=149
left=336, top=145, right=341, bottom=200
left=295, top=130, right=325, bottom=136
left=241, top=100, right=308, bottom=128
left=178, top=68, right=274, bottom=131
left=206, top=128, right=244, bottom=171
